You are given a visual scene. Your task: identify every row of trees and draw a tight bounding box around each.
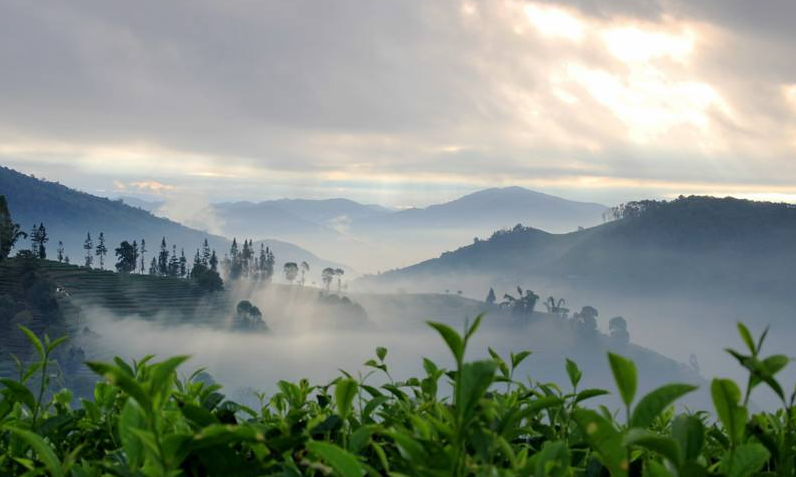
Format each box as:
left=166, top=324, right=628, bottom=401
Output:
left=222, top=238, right=274, bottom=282
left=485, top=286, right=630, bottom=344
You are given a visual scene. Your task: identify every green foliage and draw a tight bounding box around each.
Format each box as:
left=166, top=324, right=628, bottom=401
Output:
left=0, top=321, right=794, bottom=476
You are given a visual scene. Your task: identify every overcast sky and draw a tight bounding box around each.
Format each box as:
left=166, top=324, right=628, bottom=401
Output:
left=1, top=0, right=795, bottom=207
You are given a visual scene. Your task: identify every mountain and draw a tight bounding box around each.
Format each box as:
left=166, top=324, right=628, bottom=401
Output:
left=353, top=186, right=607, bottom=233
left=355, top=196, right=796, bottom=395
left=356, top=195, right=796, bottom=318
left=110, top=187, right=607, bottom=272
left=0, top=166, right=347, bottom=274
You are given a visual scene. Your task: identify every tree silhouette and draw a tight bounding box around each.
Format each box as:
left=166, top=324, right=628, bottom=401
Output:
left=608, top=316, right=629, bottom=345
left=485, top=287, right=496, bottom=305
left=334, top=268, right=345, bottom=293
left=158, top=237, right=169, bottom=277
left=95, top=232, right=107, bottom=269
left=114, top=241, right=137, bottom=273
left=139, top=238, right=147, bottom=274
left=29, top=223, right=48, bottom=259
left=543, top=296, right=569, bottom=318
left=322, top=267, right=335, bottom=292
left=300, top=261, right=310, bottom=286
left=57, top=241, right=64, bottom=263
left=573, top=306, right=599, bottom=334
left=0, top=195, right=26, bottom=261
left=283, top=262, right=299, bottom=284
left=209, top=250, right=218, bottom=272
left=179, top=248, right=187, bottom=278
left=83, top=233, right=94, bottom=268
left=500, top=287, right=539, bottom=317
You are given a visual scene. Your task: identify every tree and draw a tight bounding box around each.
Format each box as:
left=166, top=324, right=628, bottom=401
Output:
left=543, top=296, right=569, bottom=318
left=139, top=238, right=147, bottom=274
left=209, top=250, right=218, bottom=272
left=115, top=241, right=137, bottom=273
left=608, top=316, right=629, bottom=345
left=500, top=287, right=539, bottom=317
left=30, top=223, right=48, bottom=259
left=0, top=195, right=26, bottom=261
left=300, top=261, right=310, bottom=286
left=321, top=267, right=335, bottom=292
left=158, top=237, right=169, bottom=277
left=190, top=262, right=224, bottom=292
left=234, top=300, right=267, bottom=331
left=95, top=232, right=107, bottom=270
left=149, top=257, right=158, bottom=275
left=283, top=262, right=299, bottom=284
left=57, top=241, right=64, bottom=263
left=334, top=268, right=345, bottom=293
left=485, top=287, right=496, bottom=305
left=168, top=245, right=180, bottom=277
left=201, top=239, right=211, bottom=266
left=573, top=306, right=599, bottom=333
left=83, top=233, right=94, bottom=268
left=179, top=249, right=187, bottom=278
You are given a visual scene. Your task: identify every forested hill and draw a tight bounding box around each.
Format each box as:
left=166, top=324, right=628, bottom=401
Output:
left=0, top=166, right=344, bottom=272
left=358, top=196, right=796, bottom=302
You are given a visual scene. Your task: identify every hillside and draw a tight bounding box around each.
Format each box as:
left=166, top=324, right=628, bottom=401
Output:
left=0, top=166, right=348, bottom=274
left=359, top=196, right=796, bottom=298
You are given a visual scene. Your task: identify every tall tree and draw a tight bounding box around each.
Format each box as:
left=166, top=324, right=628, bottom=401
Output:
left=0, top=195, right=26, bottom=261
left=132, top=240, right=139, bottom=274
left=322, top=267, right=335, bottom=292
left=486, top=287, right=496, bottom=305
left=334, top=268, right=345, bottom=293
left=114, top=241, right=137, bottom=273
left=179, top=248, right=187, bottom=278
left=30, top=223, right=48, bottom=259
left=283, top=262, right=298, bottom=284
left=83, top=233, right=94, bottom=268
left=300, top=261, right=310, bottom=286
left=149, top=257, right=158, bottom=275
left=95, top=232, right=107, bottom=269
left=209, top=250, right=218, bottom=272
left=158, top=237, right=169, bottom=276
left=57, top=241, right=64, bottom=263
left=168, top=244, right=179, bottom=277
left=201, top=239, right=211, bottom=266
left=139, top=238, right=147, bottom=274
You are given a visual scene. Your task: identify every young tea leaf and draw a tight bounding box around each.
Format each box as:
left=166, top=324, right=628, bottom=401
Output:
left=608, top=353, right=637, bottom=409
left=630, top=384, right=697, bottom=429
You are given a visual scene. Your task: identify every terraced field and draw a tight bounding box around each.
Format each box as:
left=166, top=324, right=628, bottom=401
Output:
left=0, top=258, right=230, bottom=380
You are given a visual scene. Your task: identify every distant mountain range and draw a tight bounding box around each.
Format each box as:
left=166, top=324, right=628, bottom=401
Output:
left=0, top=166, right=347, bottom=275
left=357, top=196, right=796, bottom=308
left=121, top=186, right=608, bottom=272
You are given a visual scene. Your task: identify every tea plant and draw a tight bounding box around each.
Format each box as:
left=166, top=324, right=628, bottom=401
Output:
left=0, top=319, right=793, bottom=476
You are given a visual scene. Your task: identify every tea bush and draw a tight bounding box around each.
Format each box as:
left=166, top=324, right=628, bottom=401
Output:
left=0, top=317, right=793, bottom=476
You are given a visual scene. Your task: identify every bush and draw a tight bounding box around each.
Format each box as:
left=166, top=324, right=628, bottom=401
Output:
left=0, top=321, right=791, bottom=476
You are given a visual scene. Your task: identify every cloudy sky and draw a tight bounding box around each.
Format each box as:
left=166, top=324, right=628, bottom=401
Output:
left=1, top=0, right=795, bottom=207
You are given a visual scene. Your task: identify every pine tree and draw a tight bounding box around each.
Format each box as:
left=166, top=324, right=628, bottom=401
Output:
left=83, top=233, right=94, bottom=268
left=169, top=244, right=179, bottom=277
left=95, top=232, right=107, bottom=269
left=132, top=240, right=139, bottom=273
left=486, top=287, right=496, bottom=305
left=158, top=237, right=169, bottom=276
left=193, top=249, right=202, bottom=269
left=149, top=256, right=158, bottom=275
left=209, top=250, right=218, bottom=272
left=57, top=241, right=64, bottom=263
left=202, top=239, right=211, bottom=266
left=179, top=249, right=187, bottom=278
left=139, top=239, right=147, bottom=274
left=29, top=223, right=48, bottom=259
